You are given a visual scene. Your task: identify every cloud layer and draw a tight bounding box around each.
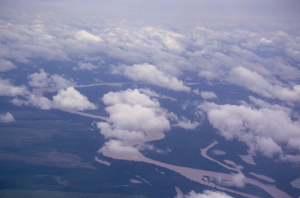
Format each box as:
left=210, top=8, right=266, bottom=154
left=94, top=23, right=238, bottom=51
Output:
left=112, top=63, right=191, bottom=92
left=0, top=78, right=29, bottom=97
left=199, top=102, right=300, bottom=162
left=13, top=87, right=97, bottom=111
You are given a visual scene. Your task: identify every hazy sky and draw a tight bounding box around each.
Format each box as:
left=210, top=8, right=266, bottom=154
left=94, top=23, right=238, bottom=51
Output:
left=1, top=1, right=300, bottom=196
left=1, top=0, right=300, bottom=27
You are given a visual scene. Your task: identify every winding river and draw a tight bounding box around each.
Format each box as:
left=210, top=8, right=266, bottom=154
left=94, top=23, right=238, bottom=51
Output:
left=33, top=85, right=292, bottom=198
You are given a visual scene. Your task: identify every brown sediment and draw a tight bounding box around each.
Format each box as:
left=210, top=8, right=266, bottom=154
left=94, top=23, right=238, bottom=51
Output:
left=290, top=178, right=300, bottom=189
left=249, top=172, right=275, bottom=183
left=102, top=139, right=292, bottom=198
left=223, top=160, right=236, bottom=166
left=32, top=85, right=292, bottom=198
left=239, top=154, right=257, bottom=165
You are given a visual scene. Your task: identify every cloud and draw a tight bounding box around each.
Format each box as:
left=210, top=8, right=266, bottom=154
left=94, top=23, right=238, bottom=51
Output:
left=193, top=89, right=217, bottom=99
left=0, top=78, right=29, bottom=97
left=248, top=96, right=292, bottom=114
left=112, top=63, right=190, bottom=92
left=28, top=69, right=50, bottom=88
left=53, top=87, right=97, bottom=111
left=217, top=172, right=246, bottom=188
left=0, top=59, right=16, bottom=72
left=75, top=30, right=103, bottom=42
left=103, top=89, right=160, bottom=107
left=72, top=62, right=98, bottom=71
left=200, top=91, right=217, bottom=99
left=98, top=89, right=170, bottom=155
left=227, top=66, right=300, bottom=102
left=199, top=102, right=300, bottom=161
left=97, top=122, right=144, bottom=142
left=176, top=190, right=233, bottom=198
left=99, top=139, right=140, bottom=157
left=105, top=103, right=170, bottom=134
left=28, top=69, right=75, bottom=88
left=12, top=94, right=52, bottom=110
left=0, top=112, right=15, bottom=123
left=13, top=87, right=96, bottom=111
left=99, top=89, right=170, bottom=136
left=172, top=116, right=200, bottom=130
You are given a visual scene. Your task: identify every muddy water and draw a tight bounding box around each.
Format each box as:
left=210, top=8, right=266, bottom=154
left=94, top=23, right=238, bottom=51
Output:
left=32, top=86, right=292, bottom=198
left=102, top=139, right=291, bottom=198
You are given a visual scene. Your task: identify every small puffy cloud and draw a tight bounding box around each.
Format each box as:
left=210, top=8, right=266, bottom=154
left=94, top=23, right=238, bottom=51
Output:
left=194, top=89, right=217, bottom=99
left=0, top=59, right=17, bottom=72
left=0, top=78, right=29, bottom=97
left=176, top=190, right=233, bottom=198
left=28, top=69, right=50, bottom=87
left=112, top=63, right=190, bottom=92
left=51, top=74, right=75, bottom=89
left=99, top=139, right=140, bottom=157
left=97, top=122, right=144, bottom=142
left=0, top=112, right=15, bottom=123
left=73, top=62, right=98, bottom=71
left=28, top=69, right=75, bottom=89
left=13, top=94, right=52, bottom=110
left=13, top=87, right=96, bottom=111
left=75, top=30, right=103, bottom=42
left=200, top=91, right=217, bottom=99
left=217, top=172, right=246, bottom=188
left=53, top=87, right=97, bottom=111
left=172, top=116, right=200, bottom=130
left=199, top=102, right=300, bottom=162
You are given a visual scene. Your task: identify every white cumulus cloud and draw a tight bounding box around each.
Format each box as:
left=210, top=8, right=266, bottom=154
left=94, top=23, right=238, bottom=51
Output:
left=75, top=30, right=103, bottom=42
left=176, top=190, right=233, bottom=198
left=112, top=63, right=190, bottom=92
left=98, top=89, right=171, bottom=155
left=227, top=66, right=300, bottom=102
left=28, top=69, right=75, bottom=89
left=0, top=112, right=15, bottom=123
left=13, top=87, right=96, bottom=111
left=193, top=89, right=217, bottom=99
left=99, top=139, right=140, bottom=157
left=199, top=102, right=300, bottom=162
left=217, top=172, right=246, bottom=188
left=53, top=87, right=97, bottom=111
left=98, top=89, right=170, bottom=140
left=0, top=78, right=29, bottom=97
